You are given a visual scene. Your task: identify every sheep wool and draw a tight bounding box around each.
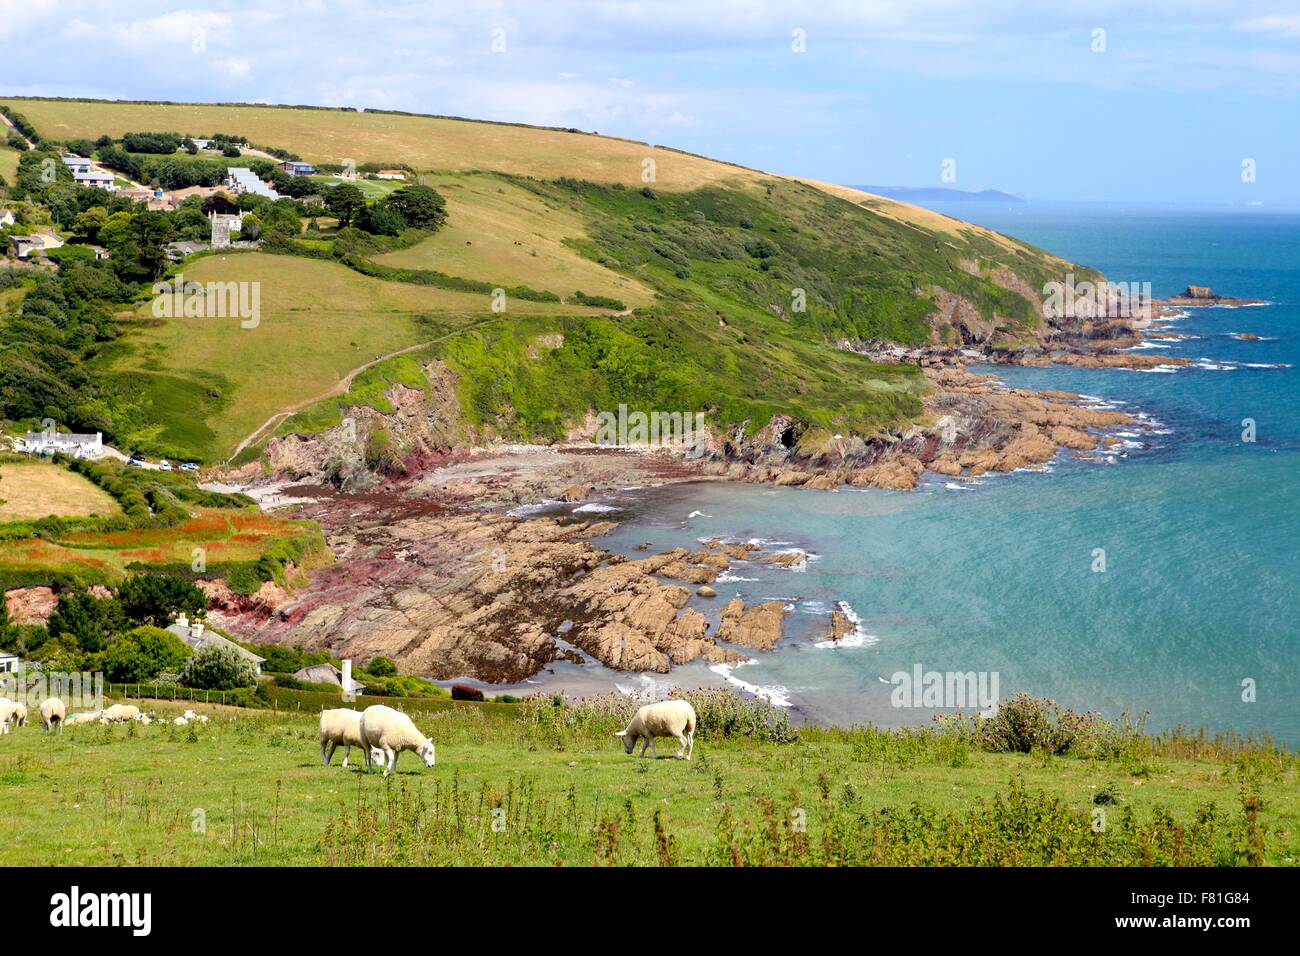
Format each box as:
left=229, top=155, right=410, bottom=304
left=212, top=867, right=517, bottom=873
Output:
left=358, top=705, right=436, bottom=777
left=615, top=699, right=697, bottom=760
left=318, top=708, right=385, bottom=769
left=39, top=697, right=67, bottom=734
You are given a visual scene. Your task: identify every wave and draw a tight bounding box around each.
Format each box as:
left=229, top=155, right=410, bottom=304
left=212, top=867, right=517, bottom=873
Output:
left=716, top=572, right=759, bottom=583
left=708, top=661, right=792, bottom=707
left=812, top=601, right=879, bottom=649
left=687, top=510, right=713, bottom=519
left=573, top=502, right=620, bottom=513
left=506, top=499, right=561, bottom=517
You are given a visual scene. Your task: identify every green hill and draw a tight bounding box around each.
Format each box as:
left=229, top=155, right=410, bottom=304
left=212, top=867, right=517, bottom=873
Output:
left=0, top=97, right=1084, bottom=463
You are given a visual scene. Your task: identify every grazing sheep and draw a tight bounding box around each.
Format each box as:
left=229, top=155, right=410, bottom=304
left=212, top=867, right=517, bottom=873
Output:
left=0, top=699, right=16, bottom=734
left=102, top=704, right=141, bottom=723
left=615, top=699, right=697, bottom=760
left=358, top=705, right=435, bottom=776
left=172, top=716, right=189, bottom=726
left=39, top=697, right=67, bottom=734
left=65, top=711, right=102, bottom=727
left=319, top=709, right=386, bottom=769
left=12, top=702, right=27, bottom=728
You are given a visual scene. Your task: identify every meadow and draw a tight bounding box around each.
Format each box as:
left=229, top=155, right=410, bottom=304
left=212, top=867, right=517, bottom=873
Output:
left=0, top=692, right=1294, bottom=867
left=0, top=144, right=19, bottom=185
left=104, top=253, right=611, bottom=461
left=0, top=462, right=122, bottom=522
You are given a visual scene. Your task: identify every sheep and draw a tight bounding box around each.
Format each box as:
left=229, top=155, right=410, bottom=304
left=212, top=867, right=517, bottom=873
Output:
left=358, top=705, right=435, bottom=777
left=319, top=708, right=386, bottom=770
left=12, top=702, right=27, bottom=728
left=614, top=699, right=697, bottom=760
left=39, top=697, right=67, bottom=734
left=172, top=716, right=189, bottom=726
left=0, top=699, right=16, bottom=735
left=102, top=704, right=141, bottom=723
left=65, top=711, right=102, bottom=727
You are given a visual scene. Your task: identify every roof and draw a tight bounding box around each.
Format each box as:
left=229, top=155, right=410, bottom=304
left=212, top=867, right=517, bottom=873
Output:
left=72, top=169, right=113, bottom=181
left=61, top=155, right=91, bottom=165
left=23, top=430, right=100, bottom=443
left=293, top=663, right=365, bottom=692
left=226, top=167, right=281, bottom=199
left=166, top=621, right=266, bottom=665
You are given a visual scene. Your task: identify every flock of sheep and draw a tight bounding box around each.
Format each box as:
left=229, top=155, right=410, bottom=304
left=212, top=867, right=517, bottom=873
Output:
left=0, top=697, right=213, bottom=733
left=3, top=693, right=699, bottom=770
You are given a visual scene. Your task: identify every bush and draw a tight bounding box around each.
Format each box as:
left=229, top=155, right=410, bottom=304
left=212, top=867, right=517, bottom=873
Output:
left=367, top=656, right=397, bottom=677
left=451, top=683, right=485, bottom=702
left=179, top=644, right=259, bottom=690
left=973, top=693, right=1076, bottom=755
left=102, top=625, right=193, bottom=683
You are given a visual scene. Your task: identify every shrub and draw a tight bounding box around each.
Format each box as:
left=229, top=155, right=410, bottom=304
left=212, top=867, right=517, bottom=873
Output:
left=179, top=644, right=259, bottom=690
left=102, top=625, right=193, bottom=683
left=451, top=684, right=485, bottom=702
left=367, top=656, right=397, bottom=677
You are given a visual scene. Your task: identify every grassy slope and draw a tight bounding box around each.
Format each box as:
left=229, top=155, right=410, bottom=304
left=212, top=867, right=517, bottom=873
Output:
left=0, top=462, right=122, bottom=522
left=4, top=97, right=1079, bottom=462
left=376, top=173, right=655, bottom=307
left=0, top=697, right=1294, bottom=866
left=99, top=253, right=613, bottom=461
left=0, top=145, right=19, bottom=185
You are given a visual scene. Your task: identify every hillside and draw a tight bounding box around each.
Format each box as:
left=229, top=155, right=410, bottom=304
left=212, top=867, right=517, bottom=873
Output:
left=0, top=97, right=1097, bottom=467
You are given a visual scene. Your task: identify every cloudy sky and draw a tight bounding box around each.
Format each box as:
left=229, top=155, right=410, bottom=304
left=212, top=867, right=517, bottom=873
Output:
left=2, top=0, right=1298, bottom=202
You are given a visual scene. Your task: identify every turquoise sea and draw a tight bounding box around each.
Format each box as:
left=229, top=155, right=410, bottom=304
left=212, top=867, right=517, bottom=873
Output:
left=575, top=202, right=1299, bottom=744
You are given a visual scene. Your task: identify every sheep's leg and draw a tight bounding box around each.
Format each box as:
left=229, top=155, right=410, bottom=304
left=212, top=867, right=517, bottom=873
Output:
left=639, top=736, right=650, bottom=757
left=675, top=733, right=688, bottom=758
left=650, top=737, right=658, bottom=759
left=384, top=748, right=398, bottom=777
left=686, top=731, right=694, bottom=760
left=363, top=744, right=373, bottom=773
left=342, top=744, right=351, bottom=768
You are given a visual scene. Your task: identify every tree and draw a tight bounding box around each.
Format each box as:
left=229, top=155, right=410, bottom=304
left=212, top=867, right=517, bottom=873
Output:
left=179, top=644, right=258, bottom=690
left=385, top=185, right=447, bottom=231
left=74, top=206, right=109, bottom=243
left=116, top=574, right=207, bottom=627
left=367, top=656, right=397, bottom=677
left=357, top=201, right=404, bottom=236
left=46, top=591, right=126, bottom=653
left=323, top=183, right=366, bottom=227
left=103, top=626, right=193, bottom=683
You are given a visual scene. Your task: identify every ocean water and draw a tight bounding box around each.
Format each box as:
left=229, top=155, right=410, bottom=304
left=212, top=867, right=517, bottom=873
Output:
left=585, top=203, right=1300, bottom=743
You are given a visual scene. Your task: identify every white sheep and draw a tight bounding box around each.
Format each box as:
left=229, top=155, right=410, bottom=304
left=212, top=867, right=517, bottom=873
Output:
left=358, top=705, right=435, bottom=776
left=65, top=711, right=102, bottom=727
left=0, top=699, right=16, bottom=735
left=12, top=702, right=27, bottom=728
left=101, top=703, right=142, bottom=723
left=319, top=708, right=386, bottom=769
left=172, top=716, right=189, bottom=726
left=615, top=699, right=697, bottom=760
left=39, top=697, right=67, bottom=734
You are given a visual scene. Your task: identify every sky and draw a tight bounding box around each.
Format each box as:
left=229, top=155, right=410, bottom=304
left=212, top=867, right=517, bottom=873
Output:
left=1, top=0, right=1298, bottom=203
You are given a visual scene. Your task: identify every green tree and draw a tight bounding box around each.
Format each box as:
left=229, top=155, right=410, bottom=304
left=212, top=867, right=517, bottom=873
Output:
left=384, top=185, right=447, bottom=230
left=323, top=183, right=366, bottom=226
left=73, top=206, right=109, bottom=243
left=367, top=656, right=397, bottom=677
left=46, top=592, right=126, bottom=653
left=103, top=625, right=193, bottom=682
left=357, top=201, right=405, bottom=236
left=179, top=644, right=258, bottom=690
left=116, top=574, right=207, bottom=627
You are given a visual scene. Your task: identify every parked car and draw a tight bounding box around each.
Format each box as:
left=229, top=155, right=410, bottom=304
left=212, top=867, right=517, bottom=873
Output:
left=157, top=460, right=172, bottom=472
left=129, top=452, right=145, bottom=462
left=180, top=462, right=199, bottom=472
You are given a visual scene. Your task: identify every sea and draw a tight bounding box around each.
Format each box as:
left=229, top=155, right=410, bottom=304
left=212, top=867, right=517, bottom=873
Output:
left=532, top=202, right=1300, bottom=745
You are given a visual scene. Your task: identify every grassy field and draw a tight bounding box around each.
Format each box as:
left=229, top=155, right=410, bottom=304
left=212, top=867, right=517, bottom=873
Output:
left=0, top=462, right=122, bottom=522
left=0, top=97, right=1025, bottom=249
left=377, top=173, right=655, bottom=307
left=103, top=253, right=610, bottom=461
left=0, top=507, right=326, bottom=589
left=0, top=145, right=19, bottom=185
left=0, top=693, right=1294, bottom=866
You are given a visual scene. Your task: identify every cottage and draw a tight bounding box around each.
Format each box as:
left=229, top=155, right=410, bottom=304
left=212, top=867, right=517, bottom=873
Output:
left=0, top=653, right=20, bottom=675
left=164, top=240, right=210, bottom=261
left=8, top=233, right=65, bottom=259
left=374, top=170, right=407, bottom=181
left=208, top=209, right=244, bottom=248
left=166, top=616, right=267, bottom=677
left=0, top=209, right=15, bottom=228
left=72, top=168, right=115, bottom=190
left=61, top=155, right=92, bottom=175
left=225, top=167, right=281, bottom=199
left=278, top=160, right=316, bottom=177
left=18, top=429, right=103, bottom=458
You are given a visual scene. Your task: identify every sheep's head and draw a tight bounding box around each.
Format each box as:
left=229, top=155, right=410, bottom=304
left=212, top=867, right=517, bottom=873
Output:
left=614, top=729, right=635, bottom=755
left=418, top=739, right=436, bottom=767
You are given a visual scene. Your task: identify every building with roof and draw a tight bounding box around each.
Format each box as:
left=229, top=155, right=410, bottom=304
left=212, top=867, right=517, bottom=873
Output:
left=166, top=616, right=267, bottom=677
left=374, top=170, right=407, bottom=181
left=17, top=429, right=102, bottom=458
left=292, top=663, right=366, bottom=694
left=8, top=233, right=65, bottom=259
left=0, top=652, right=21, bottom=676
left=61, top=155, right=92, bottom=174
left=278, top=160, right=316, bottom=177
left=225, top=167, right=281, bottom=199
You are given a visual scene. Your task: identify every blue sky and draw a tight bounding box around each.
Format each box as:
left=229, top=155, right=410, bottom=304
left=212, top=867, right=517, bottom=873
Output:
left=2, top=0, right=1297, bottom=203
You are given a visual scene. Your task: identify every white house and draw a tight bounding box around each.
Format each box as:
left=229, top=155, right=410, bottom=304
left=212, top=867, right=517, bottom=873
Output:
left=0, top=209, right=15, bottom=228
left=18, top=430, right=103, bottom=458
left=61, top=155, right=93, bottom=174
left=167, top=615, right=267, bottom=677
left=72, top=168, right=115, bottom=190
left=0, top=653, right=20, bottom=675
left=374, top=170, right=407, bottom=181
left=225, top=167, right=281, bottom=199
left=9, top=233, right=65, bottom=259
left=278, top=160, right=316, bottom=177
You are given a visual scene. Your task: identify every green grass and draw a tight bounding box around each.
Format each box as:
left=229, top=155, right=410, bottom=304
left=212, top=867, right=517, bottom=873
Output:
left=0, top=145, right=20, bottom=185
left=0, top=693, right=1294, bottom=866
